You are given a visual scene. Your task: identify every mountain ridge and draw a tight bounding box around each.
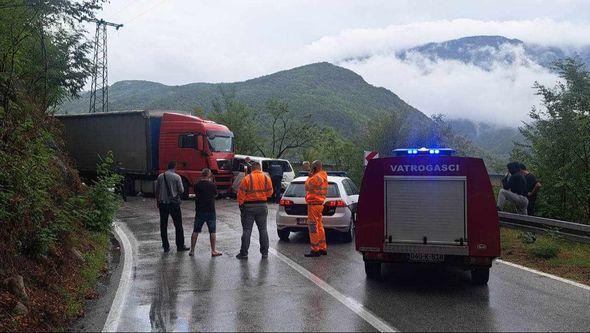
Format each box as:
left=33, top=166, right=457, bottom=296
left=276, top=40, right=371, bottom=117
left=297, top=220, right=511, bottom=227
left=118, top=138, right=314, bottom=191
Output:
left=396, top=35, right=589, bottom=70
left=59, top=62, right=430, bottom=135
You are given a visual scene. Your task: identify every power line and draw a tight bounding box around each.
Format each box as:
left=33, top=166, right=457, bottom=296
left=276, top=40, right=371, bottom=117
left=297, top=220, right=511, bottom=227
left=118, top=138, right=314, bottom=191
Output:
left=110, top=0, right=142, bottom=21
left=125, top=0, right=169, bottom=24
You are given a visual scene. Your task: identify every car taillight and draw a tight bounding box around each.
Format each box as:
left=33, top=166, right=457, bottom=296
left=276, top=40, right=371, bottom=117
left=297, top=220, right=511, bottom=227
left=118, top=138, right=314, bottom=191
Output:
left=325, top=200, right=346, bottom=207
left=280, top=199, right=294, bottom=206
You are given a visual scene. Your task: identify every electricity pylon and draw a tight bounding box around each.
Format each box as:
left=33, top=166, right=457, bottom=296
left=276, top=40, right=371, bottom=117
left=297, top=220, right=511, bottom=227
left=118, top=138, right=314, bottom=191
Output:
left=89, top=19, right=123, bottom=113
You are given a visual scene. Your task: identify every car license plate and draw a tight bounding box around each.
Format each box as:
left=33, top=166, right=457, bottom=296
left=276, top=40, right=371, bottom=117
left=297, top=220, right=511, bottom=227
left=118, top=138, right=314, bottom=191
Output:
left=296, top=218, right=308, bottom=225
left=408, top=253, right=445, bottom=263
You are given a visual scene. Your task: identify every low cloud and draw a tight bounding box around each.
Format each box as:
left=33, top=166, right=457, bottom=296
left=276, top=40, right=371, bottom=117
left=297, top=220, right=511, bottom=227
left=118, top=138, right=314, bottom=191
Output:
left=339, top=48, right=559, bottom=127
left=104, top=14, right=588, bottom=126
left=303, top=18, right=590, bottom=62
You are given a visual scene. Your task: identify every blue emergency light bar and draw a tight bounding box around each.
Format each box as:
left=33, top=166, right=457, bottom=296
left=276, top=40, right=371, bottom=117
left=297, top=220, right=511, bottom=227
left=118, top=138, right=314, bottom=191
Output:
left=393, top=147, right=456, bottom=156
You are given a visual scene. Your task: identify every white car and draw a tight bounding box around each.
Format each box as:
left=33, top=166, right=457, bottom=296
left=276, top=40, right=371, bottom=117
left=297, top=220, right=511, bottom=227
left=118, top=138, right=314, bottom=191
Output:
left=276, top=175, right=359, bottom=242
left=231, top=155, right=295, bottom=193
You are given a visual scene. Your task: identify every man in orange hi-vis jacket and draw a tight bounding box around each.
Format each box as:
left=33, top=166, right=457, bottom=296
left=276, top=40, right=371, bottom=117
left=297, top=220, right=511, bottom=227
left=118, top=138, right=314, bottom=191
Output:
left=236, top=161, right=273, bottom=260
left=304, top=160, right=328, bottom=257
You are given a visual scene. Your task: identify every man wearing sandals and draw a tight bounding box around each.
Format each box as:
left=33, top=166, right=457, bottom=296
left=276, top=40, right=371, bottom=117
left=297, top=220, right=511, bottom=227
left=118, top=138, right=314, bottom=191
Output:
left=189, top=168, right=222, bottom=257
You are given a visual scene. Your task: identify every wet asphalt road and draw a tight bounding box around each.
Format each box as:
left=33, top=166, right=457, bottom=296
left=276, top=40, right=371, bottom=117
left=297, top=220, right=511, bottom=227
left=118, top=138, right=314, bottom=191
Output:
left=113, top=197, right=590, bottom=332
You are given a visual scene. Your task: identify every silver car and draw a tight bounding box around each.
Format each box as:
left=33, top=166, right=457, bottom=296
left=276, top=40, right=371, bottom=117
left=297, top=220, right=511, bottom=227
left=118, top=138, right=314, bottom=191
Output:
left=275, top=175, right=359, bottom=242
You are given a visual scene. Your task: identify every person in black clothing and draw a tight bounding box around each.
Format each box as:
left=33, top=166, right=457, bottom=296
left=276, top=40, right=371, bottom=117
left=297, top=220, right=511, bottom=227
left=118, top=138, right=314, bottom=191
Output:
left=189, top=168, right=222, bottom=257
left=242, top=157, right=252, bottom=175
left=497, top=162, right=529, bottom=215
left=268, top=162, right=284, bottom=203
left=520, top=163, right=542, bottom=216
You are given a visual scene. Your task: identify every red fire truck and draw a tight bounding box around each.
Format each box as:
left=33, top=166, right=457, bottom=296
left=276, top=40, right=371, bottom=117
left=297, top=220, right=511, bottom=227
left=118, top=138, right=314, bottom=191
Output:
left=355, top=147, right=500, bottom=285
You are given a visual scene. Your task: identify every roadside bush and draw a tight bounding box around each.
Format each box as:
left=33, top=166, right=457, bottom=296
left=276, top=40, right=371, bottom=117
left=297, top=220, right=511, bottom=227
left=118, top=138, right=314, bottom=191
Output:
left=528, top=238, right=560, bottom=259
left=82, top=152, right=122, bottom=233
left=519, top=232, right=537, bottom=244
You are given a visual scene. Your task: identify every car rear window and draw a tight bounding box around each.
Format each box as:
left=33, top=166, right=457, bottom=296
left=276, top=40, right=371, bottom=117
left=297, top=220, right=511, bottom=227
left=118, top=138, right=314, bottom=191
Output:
left=284, top=182, right=340, bottom=198
left=262, top=160, right=293, bottom=172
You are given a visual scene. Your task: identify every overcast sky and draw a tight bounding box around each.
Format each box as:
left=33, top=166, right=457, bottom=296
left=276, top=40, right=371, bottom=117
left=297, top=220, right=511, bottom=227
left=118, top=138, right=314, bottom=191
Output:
left=95, top=0, right=590, bottom=126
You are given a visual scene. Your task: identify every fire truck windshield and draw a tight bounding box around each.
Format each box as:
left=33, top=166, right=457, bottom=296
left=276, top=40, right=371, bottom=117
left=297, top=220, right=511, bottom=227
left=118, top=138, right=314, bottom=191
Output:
left=207, top=135, right=233, bottom=152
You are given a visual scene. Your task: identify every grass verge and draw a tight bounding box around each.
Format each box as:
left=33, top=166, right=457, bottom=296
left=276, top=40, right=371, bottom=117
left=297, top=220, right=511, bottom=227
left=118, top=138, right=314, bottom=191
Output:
left=501, top=227, right=590, bottom=286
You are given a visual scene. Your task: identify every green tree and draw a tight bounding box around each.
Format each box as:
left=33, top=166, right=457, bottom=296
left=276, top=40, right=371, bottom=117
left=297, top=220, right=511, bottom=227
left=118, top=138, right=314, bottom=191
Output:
left=514, top=58, right=590, bottom=223
left=363, top=111, right=408, bottom=156
left=192, top=106, right=205, bottom=118
left=304, top=127, right=364, bottom=183
left=256, top=99, right=318, bottom=158
left=0, top=0, right=103, bottom=112
left=209, top=90, right=260, bottom=155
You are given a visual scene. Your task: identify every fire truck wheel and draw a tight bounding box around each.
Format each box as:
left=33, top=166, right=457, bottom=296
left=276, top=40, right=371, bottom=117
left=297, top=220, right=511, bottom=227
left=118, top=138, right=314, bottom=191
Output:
left=181, top=178, right=190, bottom=200
left=277, top=229, right=290, bottom=241
left=471, top=267, right=490, bottom=285
left=364, top=261, right=382, bottom=279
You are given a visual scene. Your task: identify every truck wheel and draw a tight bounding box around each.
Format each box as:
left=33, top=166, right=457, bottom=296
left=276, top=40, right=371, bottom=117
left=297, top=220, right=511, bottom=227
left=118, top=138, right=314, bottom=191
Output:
left=471, top=267, right=490, bottom=285
left=365, top=261, right=381, bottom=279
left=181, top=178, right=190, bottom=200
left=278, top=229, right=290, bottom=241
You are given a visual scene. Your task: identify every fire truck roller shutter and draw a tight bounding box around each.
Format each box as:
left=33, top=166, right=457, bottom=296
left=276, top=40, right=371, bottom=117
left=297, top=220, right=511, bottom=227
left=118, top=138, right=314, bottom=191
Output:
left=384, top=176, right=467, bottom=246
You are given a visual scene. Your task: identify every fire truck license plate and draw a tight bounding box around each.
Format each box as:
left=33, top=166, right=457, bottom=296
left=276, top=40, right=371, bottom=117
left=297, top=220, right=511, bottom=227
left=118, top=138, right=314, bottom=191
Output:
left=296, top=218, right=308, bottom=225
left=408, top=253, right=445, bottom=263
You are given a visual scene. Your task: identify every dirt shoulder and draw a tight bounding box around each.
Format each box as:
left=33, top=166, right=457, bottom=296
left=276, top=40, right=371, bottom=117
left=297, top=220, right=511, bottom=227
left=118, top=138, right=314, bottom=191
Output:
left=0, top=230, right=114, bottom=331
left=500, top=227, right=590, bottom=286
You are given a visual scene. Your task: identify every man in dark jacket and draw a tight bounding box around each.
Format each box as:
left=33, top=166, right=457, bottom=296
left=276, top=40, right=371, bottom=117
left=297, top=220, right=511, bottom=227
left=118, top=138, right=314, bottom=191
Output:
left=268, top=162, right=284, bottom=203
left=520, top=163, right=542, bottom=216
left=497, top=162, right=529, bottom=215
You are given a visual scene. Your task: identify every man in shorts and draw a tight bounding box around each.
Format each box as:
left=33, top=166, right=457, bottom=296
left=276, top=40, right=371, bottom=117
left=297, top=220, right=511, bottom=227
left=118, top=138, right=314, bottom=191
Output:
left=189, top=168, right=222, bottom=257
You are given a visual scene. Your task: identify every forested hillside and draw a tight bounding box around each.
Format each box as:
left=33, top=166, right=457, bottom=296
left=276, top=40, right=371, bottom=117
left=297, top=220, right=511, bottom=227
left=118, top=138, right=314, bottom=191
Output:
left=1, top=1, right=122, bottom=330
left=448, top=119, right=523, bottom=159
left=59, top=62, right=429, bottom=135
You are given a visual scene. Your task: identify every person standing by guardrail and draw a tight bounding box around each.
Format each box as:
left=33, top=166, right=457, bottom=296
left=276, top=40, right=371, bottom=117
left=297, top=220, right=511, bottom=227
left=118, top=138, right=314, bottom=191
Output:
left=236, top=161, right=273, bottom=259
left=520, top=163, right=542, bottom=216
left=497, top=162, right=529, bottom=215
left=155, top=161, right=190, bottom=253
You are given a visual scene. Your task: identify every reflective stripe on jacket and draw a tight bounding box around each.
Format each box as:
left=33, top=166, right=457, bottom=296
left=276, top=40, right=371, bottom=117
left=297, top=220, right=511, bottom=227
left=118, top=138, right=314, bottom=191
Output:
left=305, top=170, right=328, bottom=204
left=237, top=170, right=274, bottom=205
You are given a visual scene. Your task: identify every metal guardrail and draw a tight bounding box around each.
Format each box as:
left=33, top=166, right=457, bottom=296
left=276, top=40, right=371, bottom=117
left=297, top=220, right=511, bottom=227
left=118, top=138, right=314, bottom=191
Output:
left=498, top=212, right=590, bottom=243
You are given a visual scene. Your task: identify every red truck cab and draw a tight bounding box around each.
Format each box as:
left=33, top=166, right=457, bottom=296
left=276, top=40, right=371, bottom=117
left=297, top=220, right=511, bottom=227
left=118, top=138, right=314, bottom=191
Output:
left=355, top=148, right=500, bottom=285
left=158, top=113, right=234, bottom=195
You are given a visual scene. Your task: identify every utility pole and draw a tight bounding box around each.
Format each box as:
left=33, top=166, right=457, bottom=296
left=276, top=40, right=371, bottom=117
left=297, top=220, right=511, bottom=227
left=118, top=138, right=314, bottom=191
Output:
left=89, top=19, right=123, bottom=113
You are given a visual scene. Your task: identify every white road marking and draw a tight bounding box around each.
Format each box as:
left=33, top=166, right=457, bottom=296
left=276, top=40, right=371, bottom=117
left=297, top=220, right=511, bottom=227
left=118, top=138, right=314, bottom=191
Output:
left=226, top=205, right=397, bottom=332
left=497, top=259, right=590, bottom=291
left=103, top=222, right=135, bottom=332
left=267, top=247, right=398, bottom=332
